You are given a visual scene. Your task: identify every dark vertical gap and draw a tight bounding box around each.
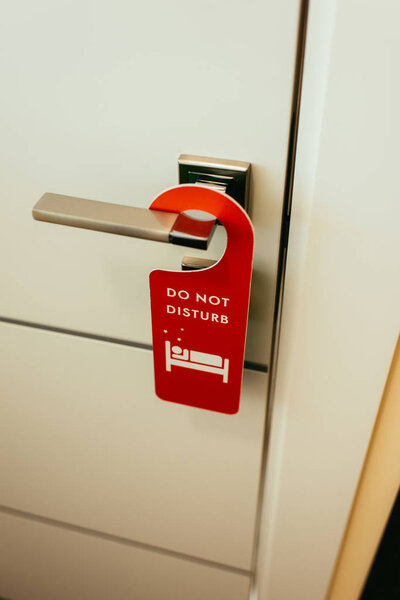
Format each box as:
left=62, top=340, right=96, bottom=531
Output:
left=250, top=0, right=310, bottom=592
left=360, top=488, right=400, bottom=600
left=266, top=0, right=310, bottom=430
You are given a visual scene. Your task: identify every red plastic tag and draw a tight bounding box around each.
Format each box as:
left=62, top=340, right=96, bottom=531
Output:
left=149, top=185, right=254, bottom=414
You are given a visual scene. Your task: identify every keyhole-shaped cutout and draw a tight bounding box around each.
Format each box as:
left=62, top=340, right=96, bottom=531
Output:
left=178, top=209, right=227, bottom=271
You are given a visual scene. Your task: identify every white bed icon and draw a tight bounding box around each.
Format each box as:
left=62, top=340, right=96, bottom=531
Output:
left=165, top=341, right=229, bottom=383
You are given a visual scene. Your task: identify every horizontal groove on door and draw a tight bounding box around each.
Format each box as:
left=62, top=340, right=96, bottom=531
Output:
left=0, top=316, right=268, bottom=373
left=0, top=316, right=153, bottom=351
left=0, top=504, right=251, bottom=578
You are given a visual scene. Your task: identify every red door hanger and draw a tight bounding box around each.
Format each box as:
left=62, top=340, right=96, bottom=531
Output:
left=149, top=185, right=254, bottom=415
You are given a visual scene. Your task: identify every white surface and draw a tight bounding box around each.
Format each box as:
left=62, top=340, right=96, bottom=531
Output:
left=0, top=321, right=268, bottom=571
left=0, top=511, right=251, bottom=600
left=0, top=0, right=301, bottom=365
left=256, top=0, right=400, bottom=598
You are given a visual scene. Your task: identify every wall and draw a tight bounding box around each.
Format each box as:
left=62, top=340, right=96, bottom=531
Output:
left=255, top=0, right=400, bottom=598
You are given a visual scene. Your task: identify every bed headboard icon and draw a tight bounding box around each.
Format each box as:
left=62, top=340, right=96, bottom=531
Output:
left=165, top=341, right=229, bottom=383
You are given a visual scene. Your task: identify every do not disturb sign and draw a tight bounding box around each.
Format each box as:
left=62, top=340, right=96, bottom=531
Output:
left=149, top=185, right=254, bottom=414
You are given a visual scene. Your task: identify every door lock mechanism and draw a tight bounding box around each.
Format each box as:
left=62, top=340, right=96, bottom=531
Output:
left=178, top=154, right=250, bottom=212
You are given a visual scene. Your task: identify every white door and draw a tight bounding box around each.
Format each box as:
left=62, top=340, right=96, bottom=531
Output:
left=0, top=1, right=302, bottom=598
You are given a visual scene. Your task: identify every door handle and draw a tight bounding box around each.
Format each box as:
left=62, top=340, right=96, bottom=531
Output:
left=32, top=192, right=217, bottom=250
left=32, top=155, right=250, bottom=252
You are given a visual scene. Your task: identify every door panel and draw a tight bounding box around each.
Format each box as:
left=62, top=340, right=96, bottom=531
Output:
left=0, top=0, right=302, bottom=595
left=0, top=511, right=251, bottom=600
left=0, top=321, right=267, bottom=570
left=0, top=0, right=301, bottom=365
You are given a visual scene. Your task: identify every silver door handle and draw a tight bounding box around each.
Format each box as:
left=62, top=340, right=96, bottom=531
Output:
left=32, top=155, right=250, bottom=251
left=32, top=192, right=216, bottom=250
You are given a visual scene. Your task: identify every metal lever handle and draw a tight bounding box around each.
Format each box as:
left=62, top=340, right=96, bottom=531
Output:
left=32, top=192, right=216, bottom=250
